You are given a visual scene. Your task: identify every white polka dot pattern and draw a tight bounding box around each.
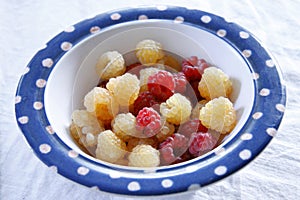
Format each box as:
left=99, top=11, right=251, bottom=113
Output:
left=156, top=5, right=167, bottom=11
left=110, top=13, right=121, bottom=20
left=276, top=104, right=285, bottom=112
left=188, top=184, right=201, bottom=191
left=68, top=150, right=79, bottom=158
left=77, top=166, right=89, bottom=175
left=239, top=31, right=250, bottom=39
left=36, top=79, right=47, bottom=88
left=138, top=15, right=148, bottom=20
left=259, top=88, right=270, bottom=96
left=252, top=72, right=260, bottom=80
left=127, top=181, right=141, bottom=191
left=266, top=128, right=277, bottom=137
left=109, top=172, right=122, bottom=179
left=201, top=15, right=211, bottom=23
left=161, top=179, right=173, bottom=188
left=252, top=112, right=263, bottom=120
left=242, top=49, right=252, bottom=58
left=239, top=149, right=252, bottom=160
left=33, top=101, right=43, bottom=110
left=42, top=58, right=53, bottom=68
left=240, top=133, right=253, bottom=140
left=214, top=166, right=227, bottom=176
left=64, top=26, right=75, bottom=33
left=39, top=144, right=51, bottom=154
left=90, top=26, right=100, bottom=33
left=266, top=59, right=275, bottom=67
left=45, top=125, right=55, bottom=134
left=15, top=96, right=22, bottom=104
left=18, top=116, right=29, bottom=124
left=60, top=42, right=72, bottom=51
left=217, top=29, right=227, bottom=37
left=174, top=16, right=184, bottom=23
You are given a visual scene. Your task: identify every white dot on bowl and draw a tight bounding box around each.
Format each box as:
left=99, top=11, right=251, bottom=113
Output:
left=23, top=67, right=30, bottom=75
left=161, top=179, right=173, bottom=188
left=42, top=58, right=54, bottom=68
left=18, top=116, right=29, bottom=124
left=109, top=171, right=122, bottom=179
left=276, top=104, right=285, bottom=112
left=239, top=31, right=250, bottom=39
left=77, top=166, right=89, bottom=176
left=188, top=184, right=201, bottom=191
left=127, top=181, right=141, bottom=191
left=68, top=150, right=79, bottom=158
left=266, top=127, right=277, bottom=137
left=215, top=147, right=226, bottom=156
left=217, top=29, right=227, bottom=37
left=214, top=166, right=227, bottom=176
left=91, top=186, right=100, bottom=191
left=174, top=16, right=184, bottom=23
left=90, top=26, right=100, bottom=34
left=239, top=149, right=252, bottom=160
left=49, top=165, right=58, bottom=173
left=201, top=15, right=211, bottom=23
left=259, top=88, right=270, bottom=96
left=242, top=49, right=252, bottom=58
left=185, top=165, right=199, bottom=173
left=39, top=144, right=51, bottom=154
left=252, top=72, right=260, bottom=80
left=240, top=133, right=253, bottom=140
left=45, top=125, right=55, bottom=134
left=138, top=15, right=148, bottom=20
left=33, top=101, right=43, bottom=110
left=252, top=112, right=263, bottom=120
left=266, top=59, right=275, bottom=68
left=156, top=5, right=168, bottom=11
left=36, top=79, right=47, bottom=88
left=110, top=13, right=121, bottom=20
left=64, top=25, right=75, bottom=32
left=15, top=96, right=22, bottom=104
left=60, top=42, right=72, bottom=51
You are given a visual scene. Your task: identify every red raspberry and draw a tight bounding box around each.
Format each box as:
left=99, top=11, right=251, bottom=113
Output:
left=173, top=72, right=187, bottom=93
left=125, top=62, right=144, bottom=77
left=182, top=56, right=209, bottom=81
left=159, top=133, right=188, bottom=165
left=178, top=119, right=208, bottom=138
left=188, top=132, right=218, bottom=156
left=147, top=70, right=175, bottom=101
left=133, top=91, right=159, bottom=115
left=136, top=107, right=162, bottom=137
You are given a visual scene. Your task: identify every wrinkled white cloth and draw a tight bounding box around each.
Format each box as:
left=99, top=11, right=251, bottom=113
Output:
left=0, top=0, right=299, bottom=199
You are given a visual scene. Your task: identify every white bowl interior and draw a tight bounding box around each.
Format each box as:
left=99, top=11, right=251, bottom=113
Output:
left=44, top=20, right=255, bottom=165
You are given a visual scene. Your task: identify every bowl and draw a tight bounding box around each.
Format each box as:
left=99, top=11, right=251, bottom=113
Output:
left=15, top=6, right=286, bottom=196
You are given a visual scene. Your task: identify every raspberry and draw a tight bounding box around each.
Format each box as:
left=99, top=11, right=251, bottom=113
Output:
left=158, top=54, right=181, bottom=71
left=111, top=113, right=137, bottom=142
left=135, top=39, right=164, bottom=65
left=178, top=119, right=208, bottom=138
left=106, top=73, right=140, bottom=106
left=127, top=137, right=158, bottom=152
left=125, top=62, right=144, bottom=77
left=96, top=51, right=125, bottom=80
left=182, top=56, right=209, bottom=81
left=139, top=67, right=162, bottom=92
left=147, top=70, right=175, bottom=101
left=173, top=72, right=187, bottom=93
left=136, top=107, right=161, bottom=137
left=188, top=132, right=218, bottom=156
left=133, top=91, right=159, bottom=116
left=191, top=100, right=208, bottom=119
left=83, top=87, right=118, bottom=123
left=199, top=97, right=236, bottom=134
left=159, top=133, right=189, bottom=165
left=198, top=67, right=233, bottom=100
left=95, top=130, right=127, bottom=163
left=128, top=144, right=160, bottom=167
left=156, top=120, right=175, bottom=142
left=160, top=93, right=192, bottom=125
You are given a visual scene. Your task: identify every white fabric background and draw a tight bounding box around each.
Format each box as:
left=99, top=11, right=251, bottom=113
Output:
left=1, top=0, right=299, bottom=199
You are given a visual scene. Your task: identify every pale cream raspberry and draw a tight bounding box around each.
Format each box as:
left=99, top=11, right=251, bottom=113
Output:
left=96, top=51, right=126, bottom=80
left=199, top=97, right=236, bottom=134
left=112, top=113, right=137, bottom=142
left=83, top=87, right=118, bottom=123
left=160, top=93, right=192, bottom=125
left=136, top=39, right=164, bottom=65
left=198, top=67, right=233, bottom=100
left=106, top=73, right=140, bottom=106
left=96, top=130, right=127, bottom=163
left=128, top=144, right=160, bottom=167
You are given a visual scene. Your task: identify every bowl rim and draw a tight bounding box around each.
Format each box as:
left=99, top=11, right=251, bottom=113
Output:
left=15, top=5, right=286, bottom=196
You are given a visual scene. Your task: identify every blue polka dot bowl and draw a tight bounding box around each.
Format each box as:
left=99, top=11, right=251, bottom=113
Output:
left=15, top=6, right=286, bottom=196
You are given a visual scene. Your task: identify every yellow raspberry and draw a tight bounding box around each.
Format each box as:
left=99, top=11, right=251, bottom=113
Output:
left=158, top=54, right=181, bottom=71
left=198, top=67, right=233, bottom=100
left=136, top=39, right=164, bottom=65
left=160, top=93, right=192, bottom=125
left=127, top=137, right=159, bottom=152
left=112, top=113, right=137, bottom=142
left=139, top=67, right=161, bottom=92
left=83, top=87, right=118, bottom=123
left=95, top=130, right=127, bottom=163
left=191, top=100, right=208, bottom=119
left=106, top=73, right=140, bottom=106
left=96, top=51, right=126, bottom=80
left=199, top=97, right=237, bottom=134
left=128, top=144, right=160, bottom=167
left=156, top=120, right=175, bottom=142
